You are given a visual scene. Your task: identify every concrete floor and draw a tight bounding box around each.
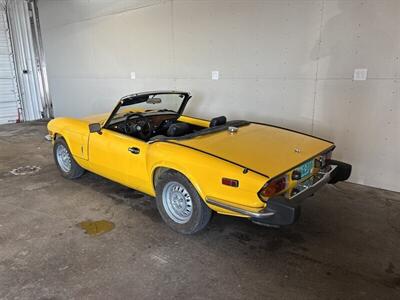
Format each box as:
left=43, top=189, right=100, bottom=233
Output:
left=0, top=122, right=399, bottom=300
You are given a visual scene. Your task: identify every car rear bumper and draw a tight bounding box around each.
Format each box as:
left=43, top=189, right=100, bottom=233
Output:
left=206, top=160, right=352, bottom=226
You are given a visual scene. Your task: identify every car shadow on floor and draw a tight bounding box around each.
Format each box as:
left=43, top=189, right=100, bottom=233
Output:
left=74, top=170, right=326, bottom=251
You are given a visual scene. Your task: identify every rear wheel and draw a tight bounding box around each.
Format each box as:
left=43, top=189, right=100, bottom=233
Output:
left=53, top=138, right=85, bottom=179
left=155, top=171, right=212, bottom=234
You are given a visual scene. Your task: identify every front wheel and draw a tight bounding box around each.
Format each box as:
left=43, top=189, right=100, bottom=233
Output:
left=53, top=138, right=85, bottom=179
left=155, top=171, right=212, bottom=234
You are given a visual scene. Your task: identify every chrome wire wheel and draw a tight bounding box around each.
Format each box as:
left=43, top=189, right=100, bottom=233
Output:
left=56, top=144, right=72, bottom=173
left=162, top=181, right=193, bottom=224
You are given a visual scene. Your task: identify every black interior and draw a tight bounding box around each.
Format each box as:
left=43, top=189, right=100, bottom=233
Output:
left=107, top=111, right=209, bottom=141
left=166, top=123, right=192, bottom=137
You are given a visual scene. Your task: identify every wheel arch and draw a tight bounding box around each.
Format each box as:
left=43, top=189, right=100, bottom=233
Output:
left=151, top=164, right=207, bottom=200
left=53, top=132, right=63, bottom=141
left=52, top=132, right=73, bottom=150
left=51, top=131, right=88, bottom=171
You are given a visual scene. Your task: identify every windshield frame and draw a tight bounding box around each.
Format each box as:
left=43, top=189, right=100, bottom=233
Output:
left=103, top=91, right=191, bottom=129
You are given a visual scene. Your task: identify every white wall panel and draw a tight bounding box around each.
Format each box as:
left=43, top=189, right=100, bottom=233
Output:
left=313, top=79, right=400, bottom=191
left=173, top=0, right=321, bottom=79
left=43, top=23, right=97, bottom=79
left=318, top=0, right=400, bottom=79
left=43, top=2, right=173, bottom=79
left=51, top=78, right=176, bottom=118
left=39, top=0, right=162, bottom=30
left=89, top=4, right=174, bottom=78
left=178, top=78, right=315, bottom=133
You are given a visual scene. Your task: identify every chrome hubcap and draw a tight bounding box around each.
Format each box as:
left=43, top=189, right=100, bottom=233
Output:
left=56, top=144, right=72, bottom=173
left=162, top=181, right=193, bottom=224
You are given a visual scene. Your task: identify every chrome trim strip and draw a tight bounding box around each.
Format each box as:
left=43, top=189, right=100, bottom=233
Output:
left=205, top=198, right=275, bottom=219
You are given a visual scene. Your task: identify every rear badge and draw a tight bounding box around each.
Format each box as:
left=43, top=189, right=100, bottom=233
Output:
left=294, top=148, right=301, bottom=153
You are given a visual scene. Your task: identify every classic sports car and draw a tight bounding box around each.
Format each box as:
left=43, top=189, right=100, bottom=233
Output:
left=47, top=91, right=351, bottom=234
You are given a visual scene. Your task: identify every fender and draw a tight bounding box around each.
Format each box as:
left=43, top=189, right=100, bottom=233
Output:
left=48, top=118, right=89, bottom=160
left=149, top=161, right=207, bottom=200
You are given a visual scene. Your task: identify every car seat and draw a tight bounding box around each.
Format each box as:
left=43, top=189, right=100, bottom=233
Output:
left=167, top=123, right=192, bottom=137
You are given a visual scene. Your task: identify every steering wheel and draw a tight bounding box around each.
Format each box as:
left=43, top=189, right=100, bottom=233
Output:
left=124, top=114, right=153, bottom=140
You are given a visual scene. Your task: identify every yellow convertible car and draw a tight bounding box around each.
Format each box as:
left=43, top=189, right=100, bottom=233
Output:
left=47, top=91, right=351, bottom=234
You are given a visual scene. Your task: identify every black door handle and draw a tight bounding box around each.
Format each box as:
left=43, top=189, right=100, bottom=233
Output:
left=128, top=147, right=140, bottom=154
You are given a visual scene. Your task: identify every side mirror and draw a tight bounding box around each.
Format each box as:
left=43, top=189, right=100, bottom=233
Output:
left=89, top=123, right=102, bottom=134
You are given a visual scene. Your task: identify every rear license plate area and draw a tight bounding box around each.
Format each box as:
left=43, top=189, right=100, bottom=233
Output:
left=297, top=160, right=314, bottom=179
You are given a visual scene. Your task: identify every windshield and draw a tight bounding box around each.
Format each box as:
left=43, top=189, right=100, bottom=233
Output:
left=123, top=93, right=186, bottom=112
left=104, top=91, right=190, bottom=127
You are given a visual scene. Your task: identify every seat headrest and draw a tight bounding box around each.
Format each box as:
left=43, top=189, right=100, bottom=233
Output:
left=210, top=116, right=227, bottom=127
left=167, top=123, right=191, bottom=137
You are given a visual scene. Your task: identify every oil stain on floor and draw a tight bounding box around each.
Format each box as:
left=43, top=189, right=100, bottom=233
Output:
left=79, top=220, right=115, bottom=236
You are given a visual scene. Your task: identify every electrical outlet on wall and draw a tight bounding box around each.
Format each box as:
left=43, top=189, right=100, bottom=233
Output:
left=353, top=69, right=368, bottom=81
left=211, top=71, right=219, bottom=80
left=130, top=72, right=136, bottom=80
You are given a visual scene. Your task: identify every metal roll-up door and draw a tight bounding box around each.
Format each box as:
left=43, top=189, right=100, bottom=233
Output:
left=0, top=1, right=19, bottom=124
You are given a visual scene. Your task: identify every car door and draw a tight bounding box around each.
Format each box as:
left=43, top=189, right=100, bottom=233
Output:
left=87, top=128, right=149, bottom=191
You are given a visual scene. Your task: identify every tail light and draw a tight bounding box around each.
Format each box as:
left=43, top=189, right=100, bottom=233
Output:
left=258, top=175, right=288, bottom=201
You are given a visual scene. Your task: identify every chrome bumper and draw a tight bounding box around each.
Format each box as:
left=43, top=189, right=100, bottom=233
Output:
left=288, top=165, right=337, bottom=201
left=206, top=163, right=343, bottom=225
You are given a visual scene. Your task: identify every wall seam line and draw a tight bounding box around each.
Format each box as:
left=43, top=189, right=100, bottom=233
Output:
left=170, top=0, right=176, bottom=90
left=311, top=0, right=325, bottom=135
left=41, top=1, right=164, bottom=31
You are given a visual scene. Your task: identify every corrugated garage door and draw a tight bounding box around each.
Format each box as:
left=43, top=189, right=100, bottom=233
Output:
left=0, top=1, right=19, bottom=124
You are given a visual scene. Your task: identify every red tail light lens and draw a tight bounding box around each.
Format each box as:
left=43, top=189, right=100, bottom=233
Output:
left=258, top=175, right=288, bottom=200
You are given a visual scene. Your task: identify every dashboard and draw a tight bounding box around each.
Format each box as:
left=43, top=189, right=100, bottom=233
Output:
left=108, top=112, right=179, bottom=139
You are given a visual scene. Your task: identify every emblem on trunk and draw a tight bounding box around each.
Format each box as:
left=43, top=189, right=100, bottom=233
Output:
left=228, top=126, right=238, bottom=134
left=294, top=148, right=301, bottom=153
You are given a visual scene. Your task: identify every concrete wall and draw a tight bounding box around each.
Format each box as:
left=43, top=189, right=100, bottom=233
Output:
left=38, top=0, right=400, bottom=192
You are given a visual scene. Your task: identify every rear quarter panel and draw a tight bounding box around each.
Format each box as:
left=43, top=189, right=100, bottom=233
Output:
left=146, top=141, right=268, bottom=214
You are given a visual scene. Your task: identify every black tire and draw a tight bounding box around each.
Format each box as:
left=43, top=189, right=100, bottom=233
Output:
left=53, top=137, right=85, bottom=179
left=155, top=171, right=212, bottom=234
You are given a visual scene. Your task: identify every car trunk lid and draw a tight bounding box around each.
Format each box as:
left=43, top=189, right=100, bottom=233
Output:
left=173, top=123, right=334, bottom=178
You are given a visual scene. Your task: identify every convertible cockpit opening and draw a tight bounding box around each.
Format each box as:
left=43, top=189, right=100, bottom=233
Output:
left=104, top=91, right=204, bottom=141
left=107, top=111, right=205, bottom=141
left=107, top=109, right=250, bottom=142
left=104, top=91, right=249, bottom=142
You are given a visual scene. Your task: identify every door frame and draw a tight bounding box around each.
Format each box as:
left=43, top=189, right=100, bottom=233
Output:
left=5, top=0, right=53, bottom=121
